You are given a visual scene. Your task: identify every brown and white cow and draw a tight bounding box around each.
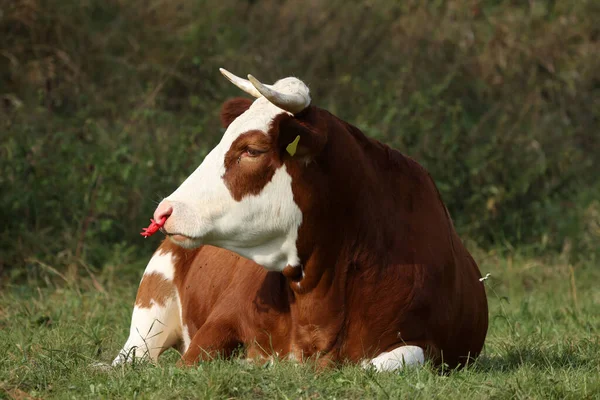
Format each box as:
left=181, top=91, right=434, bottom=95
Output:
left=113, top=69, right=488, bottom=371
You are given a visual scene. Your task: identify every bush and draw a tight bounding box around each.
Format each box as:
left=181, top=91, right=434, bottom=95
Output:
left=1, top=0, right=599, bottom=280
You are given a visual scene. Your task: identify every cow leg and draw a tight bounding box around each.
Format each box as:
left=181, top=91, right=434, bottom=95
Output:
left=364, top=345, right=425, bottom=372
left=112, top=250, right=182, bottom=365
left=179, top=319, right=240, bottom=365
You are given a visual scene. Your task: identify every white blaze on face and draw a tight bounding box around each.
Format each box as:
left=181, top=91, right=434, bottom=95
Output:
left=160, top=76, right=310, bottom=271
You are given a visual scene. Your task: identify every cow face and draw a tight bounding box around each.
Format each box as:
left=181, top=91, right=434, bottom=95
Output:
left=154, top=70, right=322, bottom=271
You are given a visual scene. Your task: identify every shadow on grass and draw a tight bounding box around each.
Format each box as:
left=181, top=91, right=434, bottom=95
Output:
left=472, top=340, right=600, bottom=373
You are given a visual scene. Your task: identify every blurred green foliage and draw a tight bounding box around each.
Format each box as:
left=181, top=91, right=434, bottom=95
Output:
left=1, top=0, right=599, bottom=280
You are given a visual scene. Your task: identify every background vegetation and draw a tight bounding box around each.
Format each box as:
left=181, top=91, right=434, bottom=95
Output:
left=1, top=0, right=599, bottom=280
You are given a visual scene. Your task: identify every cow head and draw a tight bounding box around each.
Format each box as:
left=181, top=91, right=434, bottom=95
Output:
left=154, top=69, right=327, bottom=271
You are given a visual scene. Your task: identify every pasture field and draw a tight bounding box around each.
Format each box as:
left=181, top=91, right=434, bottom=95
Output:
left=0, top=251, right=598, bottom=399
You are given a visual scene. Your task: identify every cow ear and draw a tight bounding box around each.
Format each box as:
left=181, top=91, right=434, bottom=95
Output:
left=271, top=109, right=327, bottom=158
left=220, top=97, right=253, bottom=129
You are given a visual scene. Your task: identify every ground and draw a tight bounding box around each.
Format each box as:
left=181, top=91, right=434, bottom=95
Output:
left=1, top=251, right=599, bottom=399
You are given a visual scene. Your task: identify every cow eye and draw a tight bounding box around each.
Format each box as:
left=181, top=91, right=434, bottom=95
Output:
left=244, top=148, right=265, bottom=157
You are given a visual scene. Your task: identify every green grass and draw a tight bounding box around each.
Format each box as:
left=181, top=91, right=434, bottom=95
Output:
left=1, top=252, right=599, bottom=399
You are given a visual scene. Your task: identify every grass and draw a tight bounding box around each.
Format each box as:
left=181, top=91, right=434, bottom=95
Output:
left=1, top=251, right=599, bottom=399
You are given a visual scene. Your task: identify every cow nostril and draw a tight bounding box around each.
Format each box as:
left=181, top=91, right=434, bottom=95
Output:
left=153, top=202, right=173, bottom=223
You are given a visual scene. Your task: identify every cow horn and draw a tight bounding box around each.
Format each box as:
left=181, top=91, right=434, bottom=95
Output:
left=219, top=68, right=262, bottom=98
left=247, top=74, right=310, bottom=115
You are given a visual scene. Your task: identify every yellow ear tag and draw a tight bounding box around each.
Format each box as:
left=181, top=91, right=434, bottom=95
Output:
left=286, top=135, right=301, bottom=156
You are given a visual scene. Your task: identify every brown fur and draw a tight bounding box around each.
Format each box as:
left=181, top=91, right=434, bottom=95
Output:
left=135, top=272, right=176, bottom=308
left=222, top=130, right=281, bottom=201
left=149, top=104, right=488, bottom=368
left=220, top=97, right=253, bottom=128
left=280, top=107, right=488, bottom=366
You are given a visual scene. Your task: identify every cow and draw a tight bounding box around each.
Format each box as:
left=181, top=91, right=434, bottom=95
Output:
left=113, top=69, right=488, bottom=371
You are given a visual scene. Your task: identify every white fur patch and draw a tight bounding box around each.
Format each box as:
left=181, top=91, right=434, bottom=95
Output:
left=113, top=252, right=182, bottom=365
left=175, top=290, right=191, bottom=353
left=181, top=324, right=191, bottom=354
left=364, top=346, right=425, bottom=372
left=112, top=302, right=181, bottom=365
left=209, top=165, right=302, bottom=271
left=142, top=250, right=176, bottom=281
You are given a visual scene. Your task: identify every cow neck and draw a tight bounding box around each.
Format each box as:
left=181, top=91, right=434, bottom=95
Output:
left=284, top=106, right=460, bottom=301
left=284, top=244, right=346, bottom=295
left=283, top=108, right=386, bottom=293
left=276, top=109, right=387, bottom=356
left=282, top=243, right=349, bottom=360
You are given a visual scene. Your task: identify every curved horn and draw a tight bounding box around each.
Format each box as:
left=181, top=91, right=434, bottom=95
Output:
left=219, top=68, right=262, bottom=98
left=247, top=74, right=310, bottom=114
